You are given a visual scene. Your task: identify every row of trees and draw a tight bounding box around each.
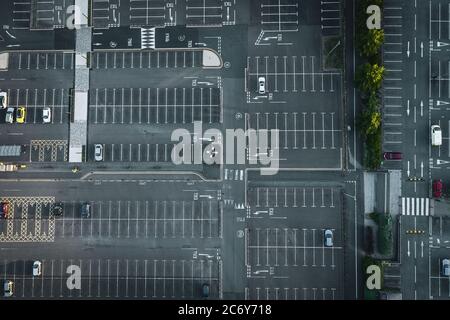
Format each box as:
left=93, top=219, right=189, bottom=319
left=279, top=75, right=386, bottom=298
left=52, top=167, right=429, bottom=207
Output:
left=355, top=0, right=385, bottom=170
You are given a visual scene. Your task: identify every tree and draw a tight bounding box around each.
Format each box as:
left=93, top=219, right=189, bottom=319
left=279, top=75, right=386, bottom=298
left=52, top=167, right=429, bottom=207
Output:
left=358, top=29, right=385, bottom=58
left=356, top=63, right=385, bottom=94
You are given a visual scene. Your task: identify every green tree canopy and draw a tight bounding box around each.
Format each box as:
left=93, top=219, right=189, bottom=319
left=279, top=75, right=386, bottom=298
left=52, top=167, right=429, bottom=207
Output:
left=356, top=63, right=385, bottom=94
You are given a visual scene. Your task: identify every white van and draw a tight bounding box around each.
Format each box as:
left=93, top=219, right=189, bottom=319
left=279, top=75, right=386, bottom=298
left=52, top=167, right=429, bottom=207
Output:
left=431, top=125, right=442, bottom=146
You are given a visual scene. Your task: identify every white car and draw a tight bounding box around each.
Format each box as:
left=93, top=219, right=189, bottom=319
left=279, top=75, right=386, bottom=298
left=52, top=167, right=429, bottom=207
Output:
left=324, top=229, right=333, bottom=247
left=431, top=125, right=442, bottom=146
left=258, top=77, right=266, bottom=94
left=94, top=144, right=103, bottom=162
left=33, top=260, right=42, bottom=276
left=42, top=107, right=51, bottom=123
left=0, top=92, right=7, bottom=109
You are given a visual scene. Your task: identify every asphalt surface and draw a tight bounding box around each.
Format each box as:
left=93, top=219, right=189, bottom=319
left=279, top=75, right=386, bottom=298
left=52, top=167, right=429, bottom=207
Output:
left=0, top=0, right=366, bottom=301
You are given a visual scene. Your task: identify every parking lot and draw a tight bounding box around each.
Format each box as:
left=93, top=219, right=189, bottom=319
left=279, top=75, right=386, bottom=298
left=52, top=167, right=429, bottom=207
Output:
left=247, top=56, right=340, bottom=94
left=244, top=181, right=344, bottom=300
left=382, top=2, right=404, bottom=149
left=52, top=199, right=220, bottom=239
left=91, top=50, right=204, bottom=69
left=245, top=111, right=342, bottom=168
left=259, top=0, right=298, bottom=32
left=320, top=0, right=342, bottom=36
left=429, top=217, right=450, bottom=299
left=246, top=112, right=340, bottom=150
left=0, top=258, right=220, bottom=299
left=89, top=87, right=221, bottom=124
left=3, top=88, right=70, bottom=124
left=7, top=52, right=74, bottom=70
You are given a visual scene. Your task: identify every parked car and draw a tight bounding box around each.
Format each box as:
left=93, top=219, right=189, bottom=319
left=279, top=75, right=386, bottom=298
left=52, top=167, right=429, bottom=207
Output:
left=201, top=283, right=210, bottom=298
left=433, top=179, right=443, bottom=198
left=42, top=107, right=51, bottom=123
left=258, top=76, right=266, bottom=94
left=52, top=202, right=63, bottom=217
left=5, top=107, right=14, bottom=123
left=0, top=92, right=7, bottom=109
left=94, top=144, right=103, bottom=162
left=3, top=280, right=13, bottom=297
left=16, top=106, right=26, bottom=123
left=383, top=152, right=403, bottom=160
left=324, top=229, right=333, bottom=247
left=442, top=259, right=450, bottom=277
left=81, top=203, right=91, bottom=218
left=33, top=260, right=42, bottom=276
left=432, top=125, right=442, bottom=146
left=0, top=201, right=9, bottom=219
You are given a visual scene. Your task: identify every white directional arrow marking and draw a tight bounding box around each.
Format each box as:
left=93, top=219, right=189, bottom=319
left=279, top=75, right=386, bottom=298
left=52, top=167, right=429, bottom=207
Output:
left=437, top=41, right=450, bottom=47
left=437, top=100, right=450, bottom=106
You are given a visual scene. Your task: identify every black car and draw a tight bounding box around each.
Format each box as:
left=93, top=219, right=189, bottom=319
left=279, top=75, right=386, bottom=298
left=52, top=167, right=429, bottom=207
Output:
left=81, top=203, right=91, bottom=218
left=52, top=202, right=63, bottom=217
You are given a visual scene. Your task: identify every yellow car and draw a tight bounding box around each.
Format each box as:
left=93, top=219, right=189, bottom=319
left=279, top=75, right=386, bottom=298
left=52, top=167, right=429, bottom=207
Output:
left=16, top=107, right=26, bottom=123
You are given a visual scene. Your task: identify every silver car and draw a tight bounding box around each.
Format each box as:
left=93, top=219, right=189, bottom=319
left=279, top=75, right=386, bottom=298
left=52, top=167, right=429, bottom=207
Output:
left=442, top=259, right=450, bottom=276
left=94, top=144, right=103, bottom=161
left=33, top=260, right=42, bottom=276
left=42, top=107, right=51, bottom=123
left=4, top=280, right=13, bottom=297
left=258, top=77, right=266, bottom=94
left=324, top=229, right=333, bottom=247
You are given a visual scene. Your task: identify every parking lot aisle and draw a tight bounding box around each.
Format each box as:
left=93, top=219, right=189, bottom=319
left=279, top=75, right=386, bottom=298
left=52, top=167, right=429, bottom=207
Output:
left=91, top=50, right=204, bottom=69
left=8, top=52, right=74, bottom=70
left=247, top=228, right=341, bottom=268
left=186, top=0, right=223, bottom=26
left=248, top=186, right=339, bottom=209
left=247, top=56, right=339, bottom=94
left=53, top=200, right=220, bottom=239
left=129, top=0, right=173, bottom=27
left=246, top=112, right=340, bottom=150
left=89, top=87, right=221, bottom=124
left=6, top=88, right=70, bottom=124
left=382, top=2, right=404, bottom=149
left=260, top=0, right=298, bottom=32
left=245, top=286, right=338, bottom=300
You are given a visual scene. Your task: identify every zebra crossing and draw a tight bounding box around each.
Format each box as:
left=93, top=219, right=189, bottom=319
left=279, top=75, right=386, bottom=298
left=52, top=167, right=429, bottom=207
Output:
left=141, top=27, right=156, bottom=50
left=401, top=197, right=430, bottom=216
left=224, top=169, right=244, bottom=181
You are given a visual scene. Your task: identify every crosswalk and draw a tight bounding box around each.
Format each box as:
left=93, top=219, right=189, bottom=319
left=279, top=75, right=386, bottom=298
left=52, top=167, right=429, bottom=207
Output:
left=224, top=169, right=244, bottom=181
left=401, top=197, right=430, bottom=216
left=141, top=27, right=156, bottom=49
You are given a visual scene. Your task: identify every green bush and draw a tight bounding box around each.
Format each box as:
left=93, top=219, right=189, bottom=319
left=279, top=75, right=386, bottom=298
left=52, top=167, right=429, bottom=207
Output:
left=377, top=213, right=393, bottom=255
left=356, top=63, right=385, bottom=94
left=364, top=126, right=382, bottom=170
left=358, top=29, right=385, bottom=58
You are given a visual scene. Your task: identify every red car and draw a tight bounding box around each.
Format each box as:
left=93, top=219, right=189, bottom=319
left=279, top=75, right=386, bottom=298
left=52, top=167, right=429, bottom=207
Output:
left=383, top=152, right=403, bottom=160
left=433, top=180, right=443, bottom=198
left=0, top=202, right=9, bottom=219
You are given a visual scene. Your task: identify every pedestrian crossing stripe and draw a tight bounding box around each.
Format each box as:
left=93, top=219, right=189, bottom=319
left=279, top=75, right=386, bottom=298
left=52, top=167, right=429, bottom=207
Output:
left=401, top=197, right=429, bottom=216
